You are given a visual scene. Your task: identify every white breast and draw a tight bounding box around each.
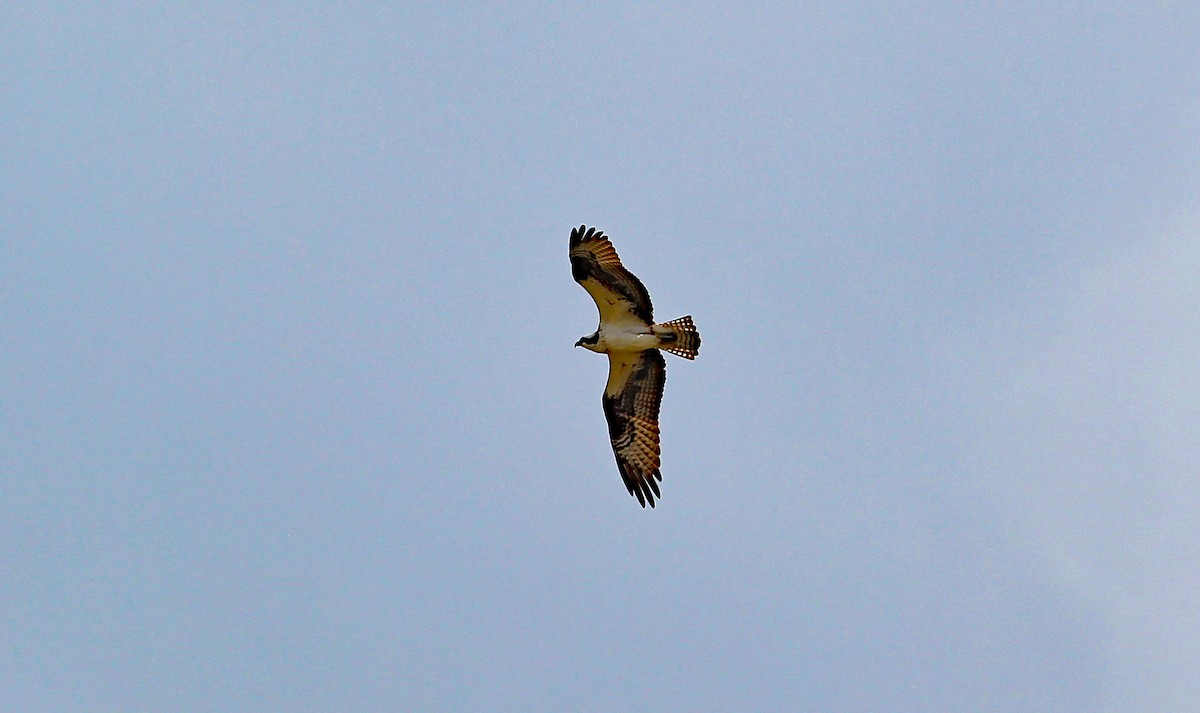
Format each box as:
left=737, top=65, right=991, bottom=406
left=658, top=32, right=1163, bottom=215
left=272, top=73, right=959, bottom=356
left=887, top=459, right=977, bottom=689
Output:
left=600, top=322, right=660, bottom=352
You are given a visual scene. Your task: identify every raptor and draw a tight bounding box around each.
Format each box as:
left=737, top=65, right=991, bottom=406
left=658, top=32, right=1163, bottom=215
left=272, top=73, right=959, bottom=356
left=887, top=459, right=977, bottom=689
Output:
left=570, top=225, right=700, bottom=507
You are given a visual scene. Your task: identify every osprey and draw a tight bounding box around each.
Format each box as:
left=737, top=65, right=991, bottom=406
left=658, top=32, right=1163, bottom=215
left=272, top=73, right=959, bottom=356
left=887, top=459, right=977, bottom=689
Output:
left=570, top=225, right=701, bottom=508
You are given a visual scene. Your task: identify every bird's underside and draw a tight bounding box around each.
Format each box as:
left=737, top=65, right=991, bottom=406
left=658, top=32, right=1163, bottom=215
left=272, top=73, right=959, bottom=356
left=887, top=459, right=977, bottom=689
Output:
left=570, top=225, right=700, bottom=508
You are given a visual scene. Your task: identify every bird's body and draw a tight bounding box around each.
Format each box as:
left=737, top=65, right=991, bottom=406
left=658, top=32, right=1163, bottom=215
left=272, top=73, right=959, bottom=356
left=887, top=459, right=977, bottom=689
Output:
left=569, top=225, right=700, bottom=508
left=578, top=323, right=670, bottom=354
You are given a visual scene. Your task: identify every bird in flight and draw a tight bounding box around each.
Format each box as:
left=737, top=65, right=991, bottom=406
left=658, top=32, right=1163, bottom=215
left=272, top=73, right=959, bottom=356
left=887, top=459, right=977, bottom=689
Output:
left=570, top=225, right=700, bottom=508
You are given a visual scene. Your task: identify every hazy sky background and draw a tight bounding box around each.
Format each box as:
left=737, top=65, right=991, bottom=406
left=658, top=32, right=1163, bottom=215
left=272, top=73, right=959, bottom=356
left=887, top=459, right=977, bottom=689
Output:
left=3, top=4, right=1198, bottom=711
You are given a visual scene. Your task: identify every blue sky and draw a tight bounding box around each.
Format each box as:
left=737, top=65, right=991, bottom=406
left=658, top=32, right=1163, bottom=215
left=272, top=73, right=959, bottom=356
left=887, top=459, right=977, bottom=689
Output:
left=3, top=4, right=1198, bottom=711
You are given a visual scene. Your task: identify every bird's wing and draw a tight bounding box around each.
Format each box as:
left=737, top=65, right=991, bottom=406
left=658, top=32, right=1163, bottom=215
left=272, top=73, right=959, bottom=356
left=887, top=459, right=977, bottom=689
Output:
left=570, top=225, right=654, bottom=325
left=602, top=349, right=666, bottom=507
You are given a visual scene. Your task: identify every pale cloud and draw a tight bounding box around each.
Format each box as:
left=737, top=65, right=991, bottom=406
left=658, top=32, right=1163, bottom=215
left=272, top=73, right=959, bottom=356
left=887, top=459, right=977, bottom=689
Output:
left=970, top=212, right=1200, bottom=711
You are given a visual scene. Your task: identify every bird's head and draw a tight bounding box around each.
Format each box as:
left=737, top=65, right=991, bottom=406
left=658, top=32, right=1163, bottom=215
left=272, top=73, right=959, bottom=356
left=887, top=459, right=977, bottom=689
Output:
left=575, top=332, right=600, bottom=350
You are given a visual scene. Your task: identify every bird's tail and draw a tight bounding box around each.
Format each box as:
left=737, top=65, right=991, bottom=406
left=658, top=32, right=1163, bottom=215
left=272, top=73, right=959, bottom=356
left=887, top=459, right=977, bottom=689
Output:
left=654, top=316, right=701, bottom=360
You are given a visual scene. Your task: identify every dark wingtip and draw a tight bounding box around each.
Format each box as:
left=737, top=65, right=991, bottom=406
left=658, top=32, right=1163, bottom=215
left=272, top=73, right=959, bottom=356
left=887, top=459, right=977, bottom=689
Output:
left=569, top=224, right=588, bottom=248
left=569, top=224, right=605, bottom=249
left=635, top=473, right=661, bottom=509
left=619, top=461, right=658, bottom=509
left=645, top=472, right=660, bottom=508
left=637, top=486, right=654, bottom=508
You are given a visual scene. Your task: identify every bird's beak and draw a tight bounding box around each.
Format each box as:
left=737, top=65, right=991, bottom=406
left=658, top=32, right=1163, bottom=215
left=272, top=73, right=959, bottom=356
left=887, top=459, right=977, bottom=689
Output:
left=574, top=339, right=583, bottom=348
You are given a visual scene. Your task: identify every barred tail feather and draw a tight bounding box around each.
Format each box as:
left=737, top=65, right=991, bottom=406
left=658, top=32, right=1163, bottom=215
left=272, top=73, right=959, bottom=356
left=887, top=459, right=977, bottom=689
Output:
left=655, top=316, right=701, bottom=359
